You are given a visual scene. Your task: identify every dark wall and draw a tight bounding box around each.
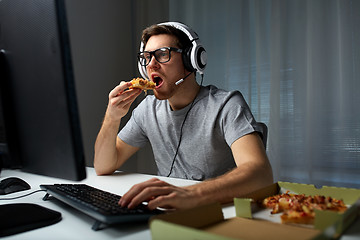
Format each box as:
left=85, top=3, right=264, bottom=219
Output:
left=65, top=0, right=169, bottom=174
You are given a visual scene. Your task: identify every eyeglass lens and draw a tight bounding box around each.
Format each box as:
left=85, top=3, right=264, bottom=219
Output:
left=138, top=48, right=172, bottom=66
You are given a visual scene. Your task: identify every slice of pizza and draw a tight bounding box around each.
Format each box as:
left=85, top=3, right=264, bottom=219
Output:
left=129, top=77, right=156, bottom=91
left=280, top=209, right=315, bottom=225
left=263, top=191, right=294, bottom=214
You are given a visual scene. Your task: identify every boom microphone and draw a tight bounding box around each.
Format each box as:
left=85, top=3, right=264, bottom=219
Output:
left=175, top=72, right=193, bottom=85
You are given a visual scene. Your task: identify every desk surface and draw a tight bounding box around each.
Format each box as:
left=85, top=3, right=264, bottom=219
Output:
left=0, top=167, right=235, bottom=240
left=1, top=168, right=359, bottom=240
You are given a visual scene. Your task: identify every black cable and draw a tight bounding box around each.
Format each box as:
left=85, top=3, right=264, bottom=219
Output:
left=0, top=189, right=46, bottom=200
left=167, top=73, right=204, bottom=177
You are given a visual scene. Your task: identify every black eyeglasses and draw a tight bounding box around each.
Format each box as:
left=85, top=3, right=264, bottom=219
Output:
left=137, top=47, right=182, bottom=66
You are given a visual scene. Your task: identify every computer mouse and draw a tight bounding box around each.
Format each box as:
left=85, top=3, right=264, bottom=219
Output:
left=0, top=177, right=31, bottom=195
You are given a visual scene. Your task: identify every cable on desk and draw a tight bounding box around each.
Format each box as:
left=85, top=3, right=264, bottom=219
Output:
left=0, top=190, right=46, bottom=200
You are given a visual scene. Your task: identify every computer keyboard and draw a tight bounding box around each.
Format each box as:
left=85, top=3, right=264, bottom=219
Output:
left=40, top=184, right=164, bottom=230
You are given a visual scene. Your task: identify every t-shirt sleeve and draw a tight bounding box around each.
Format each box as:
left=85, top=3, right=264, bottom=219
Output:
left=220, top=92, right=260, bottom=146
left=118, top=101, right=149, bottom=148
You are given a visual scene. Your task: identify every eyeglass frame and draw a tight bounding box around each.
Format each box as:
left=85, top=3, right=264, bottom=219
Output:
left=137, top=47, right=183, bottom=67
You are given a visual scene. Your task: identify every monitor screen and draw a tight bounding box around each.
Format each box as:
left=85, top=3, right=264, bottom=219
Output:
left=0, top=0, right=86, bottom=181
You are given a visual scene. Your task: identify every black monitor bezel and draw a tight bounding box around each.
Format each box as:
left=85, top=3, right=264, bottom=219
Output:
left=0, top=0, right=86, bottom=181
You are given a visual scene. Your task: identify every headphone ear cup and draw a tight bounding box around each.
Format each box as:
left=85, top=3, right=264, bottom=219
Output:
left=194, top=45, right=207, bottom=72
left=182, top=46, right=195, bottom=72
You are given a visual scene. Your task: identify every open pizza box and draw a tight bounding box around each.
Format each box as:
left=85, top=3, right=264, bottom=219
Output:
left=150, top=181, right=360, bottom=240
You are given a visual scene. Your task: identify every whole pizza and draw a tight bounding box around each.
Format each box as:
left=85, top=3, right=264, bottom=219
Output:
left=262, top=191, right=347, bottom=225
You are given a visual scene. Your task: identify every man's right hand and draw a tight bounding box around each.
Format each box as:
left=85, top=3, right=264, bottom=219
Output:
left=106, top=81, right=142, bottom=121
left=94, top=81, right=142, bottom=175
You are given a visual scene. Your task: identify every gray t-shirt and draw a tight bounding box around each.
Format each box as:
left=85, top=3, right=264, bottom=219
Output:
left=118, top=85, right=262, bottom=180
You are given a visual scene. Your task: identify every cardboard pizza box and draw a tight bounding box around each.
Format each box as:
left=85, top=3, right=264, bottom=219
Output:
left=150, top=203, right=325, bottom=240
left=235, top=182, right=360, bottom=236
left=150, top=182, right=360, bottom=240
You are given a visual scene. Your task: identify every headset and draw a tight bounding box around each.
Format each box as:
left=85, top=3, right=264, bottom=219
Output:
left=138, top=21, right=207, bottom=79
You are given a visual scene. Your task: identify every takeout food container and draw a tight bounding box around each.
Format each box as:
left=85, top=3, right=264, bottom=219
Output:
left=150, top=182, right=360, bottom=240
left=235, top=182, right=360, bottom=235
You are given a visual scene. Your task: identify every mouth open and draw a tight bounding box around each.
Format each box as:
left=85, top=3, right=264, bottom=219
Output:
left=152, top=75, right=163, bottom=89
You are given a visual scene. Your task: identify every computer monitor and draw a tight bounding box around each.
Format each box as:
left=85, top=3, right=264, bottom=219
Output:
left=0, top=0, right=86, bottom=181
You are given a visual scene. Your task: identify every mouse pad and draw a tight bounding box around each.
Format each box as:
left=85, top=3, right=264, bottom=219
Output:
left=0, top=203, right=62, bottom=237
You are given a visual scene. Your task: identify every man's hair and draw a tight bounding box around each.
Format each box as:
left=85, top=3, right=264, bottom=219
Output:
left=141, top=24, right=192, bottom=51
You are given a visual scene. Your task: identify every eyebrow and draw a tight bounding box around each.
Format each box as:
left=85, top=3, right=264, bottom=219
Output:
left=144, top=46, right=178, bottom=52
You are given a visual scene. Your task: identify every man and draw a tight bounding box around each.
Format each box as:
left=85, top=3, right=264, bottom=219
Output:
left=94, top=22, right=273, bottom=211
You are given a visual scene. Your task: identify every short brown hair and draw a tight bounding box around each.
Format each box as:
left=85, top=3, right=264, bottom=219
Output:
left=141, top=24, right=191, bottom=51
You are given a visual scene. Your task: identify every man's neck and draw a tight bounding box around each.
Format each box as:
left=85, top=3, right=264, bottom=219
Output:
left=168, top=77, right=200, bottom=111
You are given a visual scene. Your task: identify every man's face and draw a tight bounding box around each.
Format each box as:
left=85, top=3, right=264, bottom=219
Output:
left=144, top=34, right=187, bottom=100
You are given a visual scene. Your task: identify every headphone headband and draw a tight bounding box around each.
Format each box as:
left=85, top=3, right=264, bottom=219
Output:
left=138, top=22, right=207, bottom=79
left=158, top=22, right=199, bottom=44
